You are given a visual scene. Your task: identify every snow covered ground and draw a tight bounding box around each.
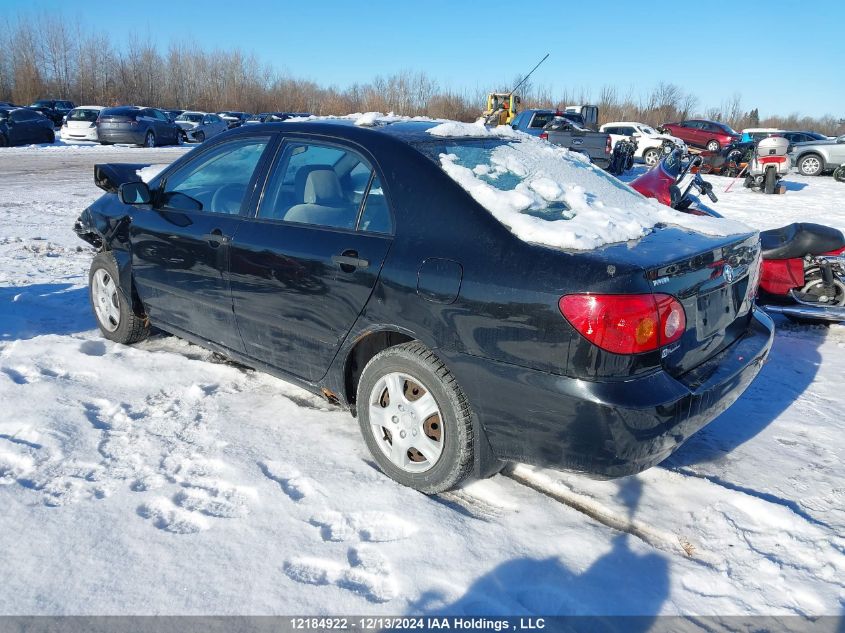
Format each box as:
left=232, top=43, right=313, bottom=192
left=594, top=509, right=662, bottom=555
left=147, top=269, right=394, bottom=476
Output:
left=1, top=144, right=844, bottom=618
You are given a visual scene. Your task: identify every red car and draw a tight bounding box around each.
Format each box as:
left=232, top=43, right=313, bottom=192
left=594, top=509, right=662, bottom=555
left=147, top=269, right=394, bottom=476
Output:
left=660, top=119, right=741, bottom=152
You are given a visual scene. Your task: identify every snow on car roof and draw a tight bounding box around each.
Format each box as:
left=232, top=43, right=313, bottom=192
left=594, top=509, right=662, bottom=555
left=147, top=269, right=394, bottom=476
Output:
left=423, top=127, right=750, bottom=251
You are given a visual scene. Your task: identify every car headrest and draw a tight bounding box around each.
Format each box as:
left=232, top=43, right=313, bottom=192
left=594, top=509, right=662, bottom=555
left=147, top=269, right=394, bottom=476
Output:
left=294, top=164, right=332, bottom=201
left=304, top=169, right=343, bottom=204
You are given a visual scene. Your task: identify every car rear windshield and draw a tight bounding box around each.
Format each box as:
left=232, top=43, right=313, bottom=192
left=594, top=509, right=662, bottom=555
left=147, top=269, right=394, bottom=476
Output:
left=413, top=126, right=745, bottom=250
left=101, top=107, right=139, bottom=118
left=68, top=109, right=100, bottom=122
left=31, top=100, right=53, bottom=107
left=176, top=113, right=203, bottom=122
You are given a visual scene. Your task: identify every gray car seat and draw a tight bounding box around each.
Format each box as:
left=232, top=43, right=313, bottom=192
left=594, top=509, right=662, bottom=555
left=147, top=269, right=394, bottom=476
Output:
left=284, top=168, right=355, bottom=228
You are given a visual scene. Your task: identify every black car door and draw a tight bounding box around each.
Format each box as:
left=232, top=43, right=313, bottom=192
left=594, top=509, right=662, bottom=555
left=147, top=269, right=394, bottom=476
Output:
left=228, top=138, right=393, bottom=382
left=12, top=110, right=37, bottom=143
left=129, top=133, right=276, bottom=352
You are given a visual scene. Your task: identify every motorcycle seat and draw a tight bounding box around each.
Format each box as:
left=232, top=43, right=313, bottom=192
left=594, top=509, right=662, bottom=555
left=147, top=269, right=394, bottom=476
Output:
left=760, top=222, right=845, bottom=260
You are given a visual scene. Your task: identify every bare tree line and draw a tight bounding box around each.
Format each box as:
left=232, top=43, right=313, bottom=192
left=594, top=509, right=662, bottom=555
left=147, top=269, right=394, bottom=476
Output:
left=1, top=14, right=841, bottom=135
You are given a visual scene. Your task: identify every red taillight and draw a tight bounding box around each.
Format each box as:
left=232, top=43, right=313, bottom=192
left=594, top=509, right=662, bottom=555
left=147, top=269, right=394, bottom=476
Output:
left=605, top=136, right=612, bottom=154
left=559, top=293, right=686, bottom=355
left=539, top=132, right=549, bottom=141
left=758, top=156, right=786, bottom=164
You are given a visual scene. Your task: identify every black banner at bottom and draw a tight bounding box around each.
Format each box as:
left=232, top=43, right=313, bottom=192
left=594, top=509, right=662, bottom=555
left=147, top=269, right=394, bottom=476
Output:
left=0, top=616, right=841, bottom=633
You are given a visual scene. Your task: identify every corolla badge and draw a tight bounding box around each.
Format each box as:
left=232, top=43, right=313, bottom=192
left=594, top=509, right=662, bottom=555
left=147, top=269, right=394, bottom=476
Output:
left=723, top=264, right=734, bottom=283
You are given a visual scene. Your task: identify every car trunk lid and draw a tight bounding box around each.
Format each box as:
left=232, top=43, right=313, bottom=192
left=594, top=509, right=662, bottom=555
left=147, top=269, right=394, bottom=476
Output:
left=643, top=231, right=761, bottom=377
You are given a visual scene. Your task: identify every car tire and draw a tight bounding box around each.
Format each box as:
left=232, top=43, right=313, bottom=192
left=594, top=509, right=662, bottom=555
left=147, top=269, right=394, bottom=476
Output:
left=176, top=130, right=185, bottom=145
left=88, top=252, right=149, bottom=345
left=706, top=140, right=721, bottom=152
left=195, top=131, right=205, bottom=143
left=0, top=134, right=7, bottom=147
left=643, top=148, right=660, bottom=167
left=356, top=341, right=474, bottom=494
left=798, top=154, right=824, bottom=176
left=45, top=129, right=55, bottom=144
left=143, top=131, right=155, bottom=148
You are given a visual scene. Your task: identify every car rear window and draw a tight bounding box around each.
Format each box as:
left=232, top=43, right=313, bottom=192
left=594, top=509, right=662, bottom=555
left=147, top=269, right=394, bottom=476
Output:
left=414, top=124, right=746, bottom=250
left=101, top=107, right=139, bottom=118
left=68, top=109, right=100, bottom=122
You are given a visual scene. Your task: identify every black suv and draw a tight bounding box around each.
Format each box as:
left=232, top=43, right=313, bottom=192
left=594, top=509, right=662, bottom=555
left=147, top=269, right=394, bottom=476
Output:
left=28, top=99, right=76, bottom=127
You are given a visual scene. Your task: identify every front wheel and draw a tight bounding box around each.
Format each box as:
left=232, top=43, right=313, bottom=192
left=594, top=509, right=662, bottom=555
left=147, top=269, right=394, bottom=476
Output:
left=706, top=140, right=721, bottom=152
left=88, top=252, right=149, bottom=344
left=357, top=342, right=474, bottom=494
left=143, top=131, right=155, bottom=148
left=643, top=148, right=660, bottom=167
left=798, top=154, right=823, bottom=176
left=195, top=131, right=205, bottom=143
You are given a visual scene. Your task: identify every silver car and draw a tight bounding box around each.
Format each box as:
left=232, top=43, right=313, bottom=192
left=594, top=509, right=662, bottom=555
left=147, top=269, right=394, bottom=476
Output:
left=790, top=134, right=845, bottom=176
left=174, top=111, right=229, bottom=143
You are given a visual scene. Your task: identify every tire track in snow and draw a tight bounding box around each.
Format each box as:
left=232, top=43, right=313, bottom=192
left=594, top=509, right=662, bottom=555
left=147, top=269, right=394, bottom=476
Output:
left=504, top=464, right=717, bottom=563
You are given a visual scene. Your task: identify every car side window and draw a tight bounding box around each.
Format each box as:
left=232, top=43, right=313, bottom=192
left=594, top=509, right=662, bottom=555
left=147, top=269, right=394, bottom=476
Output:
left=151, top=109, right=168, bottom=122
left=158, top=136, right=271, bottom=215
left=258, top=141, right=387, bottom=231
left=358, top=175, right=392, bottom=234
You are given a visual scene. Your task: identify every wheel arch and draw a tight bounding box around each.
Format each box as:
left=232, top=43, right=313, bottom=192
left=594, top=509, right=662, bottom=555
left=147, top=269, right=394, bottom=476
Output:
left=341, top=328, right=416, bottom=412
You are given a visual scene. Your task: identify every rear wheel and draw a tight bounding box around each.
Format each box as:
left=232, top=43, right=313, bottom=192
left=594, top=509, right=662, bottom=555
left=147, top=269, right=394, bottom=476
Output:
left=643, top=148, right=660, bottom=167
left=88, top=252, right=149, bottom=345
left=706, top=140, right=721, bottom=152
left=0, top=134, right=7, bottom=147
left=798, top=154, right=823, bottom=176
left=45, top=129, right=55, bottom=144
left=834, top=165, right=845, bottom=183
left=357, top=342, right=474, bottom=494
left=764, top=168, right=777, bottom=194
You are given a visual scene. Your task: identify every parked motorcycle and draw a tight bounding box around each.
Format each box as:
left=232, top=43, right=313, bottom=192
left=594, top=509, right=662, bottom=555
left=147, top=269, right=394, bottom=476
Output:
left=633, top=150, right=845, bottom=322
left=744, top=135, right=791, bottom=194
left=631, top=149, right=717, bottom=212
left=608, top=137, right=637, bottom=176
left=696, top=140, right=754, bottom=177
left=756, top=223, right=845, bottom=321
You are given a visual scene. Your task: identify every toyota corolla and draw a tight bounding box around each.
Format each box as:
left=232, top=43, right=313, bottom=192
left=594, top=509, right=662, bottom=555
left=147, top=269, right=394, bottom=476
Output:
left=73, top=119, right=773, bottom=493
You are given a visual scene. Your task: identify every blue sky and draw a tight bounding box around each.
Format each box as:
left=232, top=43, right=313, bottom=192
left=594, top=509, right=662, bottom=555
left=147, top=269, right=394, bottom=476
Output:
left=13, top=0, right=845, bottom=118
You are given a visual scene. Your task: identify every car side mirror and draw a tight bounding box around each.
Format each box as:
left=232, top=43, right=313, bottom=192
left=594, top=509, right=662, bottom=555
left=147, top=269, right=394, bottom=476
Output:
left=632, top=132, right=641, bottom=138
left=118, top=181, right=152, bottom=205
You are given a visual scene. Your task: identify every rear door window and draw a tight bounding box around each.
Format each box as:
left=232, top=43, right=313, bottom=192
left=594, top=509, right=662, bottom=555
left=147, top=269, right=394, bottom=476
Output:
left=258, top=141, right=392, bottom=233
left=529, top=113, right=554, bottom=129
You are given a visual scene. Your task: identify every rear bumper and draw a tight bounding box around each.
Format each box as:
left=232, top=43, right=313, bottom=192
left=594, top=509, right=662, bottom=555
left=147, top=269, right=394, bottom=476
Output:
left=442, top=308, right=774, bottom=477
left=97, top=128, right=145, bottom=144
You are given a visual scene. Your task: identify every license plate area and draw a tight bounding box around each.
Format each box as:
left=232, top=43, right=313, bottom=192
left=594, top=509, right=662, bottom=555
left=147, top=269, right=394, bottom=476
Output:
left=697, top=286, right=736, bottom=338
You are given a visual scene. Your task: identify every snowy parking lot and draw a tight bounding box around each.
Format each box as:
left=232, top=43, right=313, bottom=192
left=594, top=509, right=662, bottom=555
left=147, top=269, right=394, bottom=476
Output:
left=1, top=144, right=844, bottom=617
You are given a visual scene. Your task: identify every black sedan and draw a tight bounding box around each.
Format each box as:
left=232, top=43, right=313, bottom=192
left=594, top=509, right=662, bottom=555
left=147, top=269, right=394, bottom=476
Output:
left=0, top=107, right=56, bottom=146
left=73, top=120, right=774, bottom=493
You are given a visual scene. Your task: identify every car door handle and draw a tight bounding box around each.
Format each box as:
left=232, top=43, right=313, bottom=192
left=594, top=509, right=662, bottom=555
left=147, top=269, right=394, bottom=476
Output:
left=202, top=230, right=230, bottom=247
left=332, top=251, right=369, bottom=270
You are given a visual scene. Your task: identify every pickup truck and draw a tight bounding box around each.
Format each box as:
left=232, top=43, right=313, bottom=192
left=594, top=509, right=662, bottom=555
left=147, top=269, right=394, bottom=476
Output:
left=541, top=115, right=612, bottom=169
left=510, top=109, right=613, bottom=169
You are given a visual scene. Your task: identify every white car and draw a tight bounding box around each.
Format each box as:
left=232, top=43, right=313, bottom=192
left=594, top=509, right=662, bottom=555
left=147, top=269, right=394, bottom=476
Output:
left=600, top=121, right=686, bottom=167
left=60, top=105, right=104, bottom=142
left=174, top=111, right=229, bottom=143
